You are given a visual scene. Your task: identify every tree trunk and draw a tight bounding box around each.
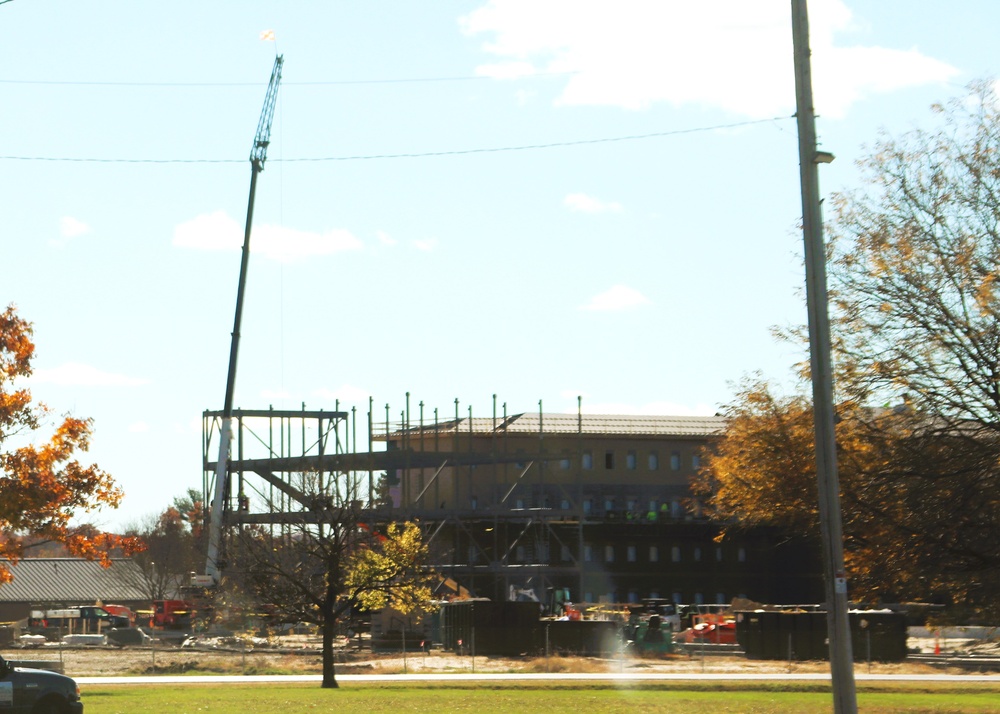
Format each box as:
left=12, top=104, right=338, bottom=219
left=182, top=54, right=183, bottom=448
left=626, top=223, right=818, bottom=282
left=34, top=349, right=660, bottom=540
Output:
left=321, top=609, right=338, bottom=688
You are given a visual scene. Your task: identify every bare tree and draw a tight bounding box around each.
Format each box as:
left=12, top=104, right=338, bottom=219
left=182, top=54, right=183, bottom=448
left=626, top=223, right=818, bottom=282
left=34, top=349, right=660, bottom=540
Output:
left=120, top=491, right=206, bottom=601
left=227, top=475, right=432, bottom=689
left=699, top=84, right=1000, bottom=620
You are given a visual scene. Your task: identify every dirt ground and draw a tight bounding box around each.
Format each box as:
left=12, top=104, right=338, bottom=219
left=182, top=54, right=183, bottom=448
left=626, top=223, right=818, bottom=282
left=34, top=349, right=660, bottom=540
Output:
left=1, top=636, right=992, bottom=679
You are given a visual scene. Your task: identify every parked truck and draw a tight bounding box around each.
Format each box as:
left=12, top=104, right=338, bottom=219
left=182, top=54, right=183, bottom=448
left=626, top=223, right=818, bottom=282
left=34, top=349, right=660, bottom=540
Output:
left=0, top=655, right=83, bottom=713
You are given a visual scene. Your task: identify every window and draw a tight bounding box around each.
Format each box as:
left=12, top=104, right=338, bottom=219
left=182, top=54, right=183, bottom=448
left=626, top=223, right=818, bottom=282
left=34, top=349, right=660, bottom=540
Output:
left=716, top=546, right=724, bottom=562
left=671, top=498, right=683, bottom=519
left=560, top=458, right=571, bottom=470
left=604, top=497, right=615, bottom=512
left=738, top=546, right=747, bottom=563
left=627, top=545, right=637, bottom=562
left=670, top=451, right=681, bottom=470
left=626, top=499, right=636, bottom=512
left=537, top=543, right=549, bottom=562
left=584, top=592, right=594, bottom=602
left=470, top=496, right=478, bottom=510
left=648, top=451, right=659, bottom=470
left=694, top=592, right=705, bottom=605
left=515, top=498, right=525, bottom=510
left=516, top=545, right=526, bottom=562
left=671, top=546, right=681, bottom=562
left=672, top=592, right=683, bottom=604
left=560, top=498, right=570, bottom=510
left=583, top=544, right=593, bottom=562
left=561, top=545, right=572, bottom=562
left=582, top=451, right=594, bottom=470
left=693, top=547, right=702, bottom=562
left=605, top=450, right=615, bottom=469
left=692, top=454, right=701, bottom=469
left=626, top=450, right=637, bottom=469
left=716, top=593, right=727, bottom=604
left=649, top=545, right=659, bottom=562
left=583, top=498, right=593, bottom=515
left=627, top=590, right=639, bottom=604
left=468, top=546, right=478, bottom=564
left=605, top=545, right=615, bottom=563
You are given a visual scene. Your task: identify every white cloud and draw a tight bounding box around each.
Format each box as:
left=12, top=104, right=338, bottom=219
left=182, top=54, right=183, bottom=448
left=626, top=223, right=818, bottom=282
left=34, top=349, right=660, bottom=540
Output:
left=475, top=61, right=539, bottom=80
left=514, top=89, right=536, bottom=106
left=128, top=421, right=150, bottom=433
left=173, top=211, right=240, bottom=250
left=173, top=211, right=363, bottom=262
left=413, top=238, right=438, bottom=252
left=31, top=362, right=148, bottom=387
left=377, top=230, right=398, bottom=246
left=461, top=0, right=958, bottom=118
left=564, top=193, right=622, bottom=214
left=60, top=216, right=91, bottom=238
left=580, top=285, right=650, bottom=311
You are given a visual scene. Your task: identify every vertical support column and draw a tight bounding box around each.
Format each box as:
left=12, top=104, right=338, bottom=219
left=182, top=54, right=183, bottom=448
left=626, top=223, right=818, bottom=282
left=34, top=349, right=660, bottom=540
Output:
left=368, top=398, right=374, bottom=508
left=434, top=407, right=440, bottom=510
left=418, top=400, right=425, bottom=511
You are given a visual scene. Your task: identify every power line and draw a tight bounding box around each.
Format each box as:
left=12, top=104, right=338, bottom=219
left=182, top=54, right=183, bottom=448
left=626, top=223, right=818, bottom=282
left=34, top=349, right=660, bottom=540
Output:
left=0, top=70, right=576, bottom=88
left=0, top=116, right=791, bottom=164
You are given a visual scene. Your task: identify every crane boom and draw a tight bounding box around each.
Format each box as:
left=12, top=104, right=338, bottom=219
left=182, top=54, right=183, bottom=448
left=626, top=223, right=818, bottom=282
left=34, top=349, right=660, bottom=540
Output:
left=205, top=55, right=284, bottom=584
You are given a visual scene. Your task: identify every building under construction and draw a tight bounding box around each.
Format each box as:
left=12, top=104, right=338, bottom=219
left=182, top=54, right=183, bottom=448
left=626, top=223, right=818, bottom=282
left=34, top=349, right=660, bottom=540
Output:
left=203, top=398, right=823, bottom=607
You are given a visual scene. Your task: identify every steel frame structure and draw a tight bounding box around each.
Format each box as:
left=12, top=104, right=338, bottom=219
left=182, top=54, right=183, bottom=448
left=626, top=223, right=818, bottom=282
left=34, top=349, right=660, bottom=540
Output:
left=200, top=398, right=740, bottom=607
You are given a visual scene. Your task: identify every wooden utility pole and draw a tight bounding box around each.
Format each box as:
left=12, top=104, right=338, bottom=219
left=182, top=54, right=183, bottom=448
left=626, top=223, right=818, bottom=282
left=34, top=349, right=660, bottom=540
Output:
left=790, top=2, right=858, bottom=713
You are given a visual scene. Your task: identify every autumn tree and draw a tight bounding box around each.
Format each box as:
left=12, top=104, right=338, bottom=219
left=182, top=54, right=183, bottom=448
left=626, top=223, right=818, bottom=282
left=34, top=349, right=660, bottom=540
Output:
left=698, top=84, right=1000, bottom=620
left=0, top=304, right=139, bottom=581
left=120, top=489, right=206, bottom=600
left=230, top=498, right=432, bottom=689
left=695, top=378, right=1000, bottom=619
left=828, top=81, right=1000, bottom=429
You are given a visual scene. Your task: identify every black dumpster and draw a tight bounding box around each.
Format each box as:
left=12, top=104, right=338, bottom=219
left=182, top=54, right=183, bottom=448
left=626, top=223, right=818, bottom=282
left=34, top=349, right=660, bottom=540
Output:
left=735, top=609, right=907, bottom=662
left=440, top=600, right=539, bottom=656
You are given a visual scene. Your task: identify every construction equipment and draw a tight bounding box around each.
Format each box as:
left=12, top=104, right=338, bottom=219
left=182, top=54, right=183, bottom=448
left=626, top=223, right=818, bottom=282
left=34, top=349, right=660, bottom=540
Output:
left=204, top=55, right=284, bottom=584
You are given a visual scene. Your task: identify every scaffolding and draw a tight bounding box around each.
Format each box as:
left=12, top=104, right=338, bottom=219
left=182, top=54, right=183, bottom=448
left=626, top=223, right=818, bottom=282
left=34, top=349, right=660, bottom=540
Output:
left=201, top=397, right=746, bottom=605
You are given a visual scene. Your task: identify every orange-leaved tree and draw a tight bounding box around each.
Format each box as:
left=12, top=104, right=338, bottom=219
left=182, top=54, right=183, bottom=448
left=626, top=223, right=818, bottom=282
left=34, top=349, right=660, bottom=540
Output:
left=695, top=376, right=1000, bottom=620
left=0, top=304, right=141, bottom=582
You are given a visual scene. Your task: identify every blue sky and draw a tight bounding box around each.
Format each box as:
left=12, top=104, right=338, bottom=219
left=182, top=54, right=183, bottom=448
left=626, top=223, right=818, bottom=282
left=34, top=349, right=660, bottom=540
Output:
left=2, top=0, right=992, bottom=528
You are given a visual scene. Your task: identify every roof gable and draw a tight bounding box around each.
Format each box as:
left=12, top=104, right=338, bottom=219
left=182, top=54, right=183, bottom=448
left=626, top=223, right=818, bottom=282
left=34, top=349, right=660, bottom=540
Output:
left=0, top=558, right=148, bottom=604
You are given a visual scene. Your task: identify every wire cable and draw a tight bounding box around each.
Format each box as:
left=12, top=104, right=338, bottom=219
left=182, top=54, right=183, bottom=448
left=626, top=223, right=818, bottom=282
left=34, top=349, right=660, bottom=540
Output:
left=0, top=116, right=791, bottom=164
left=0, top=71, right=576, bottom=88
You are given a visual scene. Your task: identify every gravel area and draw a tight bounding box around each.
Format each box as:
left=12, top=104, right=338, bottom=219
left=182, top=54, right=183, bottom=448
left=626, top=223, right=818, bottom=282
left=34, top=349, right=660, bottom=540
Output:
left=0, top=639, right=981, bottom=679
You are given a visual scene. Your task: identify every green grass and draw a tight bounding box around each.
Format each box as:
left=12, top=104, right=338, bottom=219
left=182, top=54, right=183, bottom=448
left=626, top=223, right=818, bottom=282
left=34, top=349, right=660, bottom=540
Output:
left=80, top=681, right=1000, bottom=714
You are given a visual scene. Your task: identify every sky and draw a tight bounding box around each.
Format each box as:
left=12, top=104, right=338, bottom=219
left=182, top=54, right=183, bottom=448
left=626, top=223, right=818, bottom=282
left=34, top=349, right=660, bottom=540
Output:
left=1, top=0, right=994, bottom=529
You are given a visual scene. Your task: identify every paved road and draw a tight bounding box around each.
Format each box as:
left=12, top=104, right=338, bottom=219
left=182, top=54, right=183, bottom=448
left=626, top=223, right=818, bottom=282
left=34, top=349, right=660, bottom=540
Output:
left=76, top=672, right=1000, bottom=685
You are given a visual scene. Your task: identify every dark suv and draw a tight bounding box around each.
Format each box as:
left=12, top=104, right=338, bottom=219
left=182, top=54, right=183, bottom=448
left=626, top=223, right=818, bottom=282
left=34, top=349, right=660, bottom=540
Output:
left=0, top=655, right=83, bottom=713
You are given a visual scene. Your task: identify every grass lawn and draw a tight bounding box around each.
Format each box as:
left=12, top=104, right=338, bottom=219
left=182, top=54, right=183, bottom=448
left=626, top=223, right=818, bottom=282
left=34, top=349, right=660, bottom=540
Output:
left=81, top=681, right=1000, bottom=713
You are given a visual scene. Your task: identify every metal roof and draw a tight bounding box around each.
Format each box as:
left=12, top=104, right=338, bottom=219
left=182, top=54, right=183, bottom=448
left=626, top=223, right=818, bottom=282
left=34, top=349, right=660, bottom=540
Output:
left=380, top=413, right=726, bottom=439
left=0, top=559, right=148, bottom=604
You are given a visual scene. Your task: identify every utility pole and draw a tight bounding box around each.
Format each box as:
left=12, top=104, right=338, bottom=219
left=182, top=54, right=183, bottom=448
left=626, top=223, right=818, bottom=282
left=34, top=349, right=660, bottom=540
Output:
left=790, top=2, right=858, bottom=713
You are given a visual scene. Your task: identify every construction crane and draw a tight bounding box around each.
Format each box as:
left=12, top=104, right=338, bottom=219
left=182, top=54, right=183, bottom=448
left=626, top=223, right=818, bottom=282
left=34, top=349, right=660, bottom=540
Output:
left=204, top=55, right=284, bottom=585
